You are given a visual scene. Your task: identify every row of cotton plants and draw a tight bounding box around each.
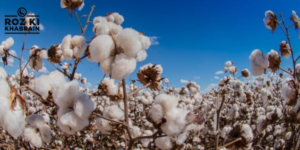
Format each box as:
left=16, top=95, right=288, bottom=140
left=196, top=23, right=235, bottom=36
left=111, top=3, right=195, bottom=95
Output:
left=0, top=1, right=299, bottom=150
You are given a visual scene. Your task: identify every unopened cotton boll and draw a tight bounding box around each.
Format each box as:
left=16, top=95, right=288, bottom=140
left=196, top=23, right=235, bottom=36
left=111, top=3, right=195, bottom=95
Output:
left=249, top=49, right=269, bottom=76
left=89, top=35, right=115, bottom=63
left=111, top=53, right=136, bottom=80
left=74, top=92, right=95, bottom=119
left=116, top=28, right=142, bottom=58
left=155, top=136, right=173, bottom=150
left=71, top=35, right=86, bottom=58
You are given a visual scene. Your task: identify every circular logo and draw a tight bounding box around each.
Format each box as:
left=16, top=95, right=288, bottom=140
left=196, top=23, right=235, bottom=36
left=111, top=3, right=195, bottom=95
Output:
left=17, top=7, right=27, bottom=17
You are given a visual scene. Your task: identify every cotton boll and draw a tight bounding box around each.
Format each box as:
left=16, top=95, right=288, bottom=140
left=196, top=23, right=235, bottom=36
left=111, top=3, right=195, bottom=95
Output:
left=3, top=104, right=26, bottom=139
left=116, top=28, right=142, bottom=58
left=148, top=104, right=164, bottom=123
left=0, top=45, right=4, bottom=55
left=221, top=126, right=232, bottom=138
left=155, top=136, right=173, bottom=150
left=48, top=70, right=66, bottom=89
left=93, top=22, right=110, bottom=35
left=74, top=92, right=95, bottom=119
left=3, top=37, right=14, bottom=49
left=61, top=35, right=73, bottom=60
left=63, top=48, right=73, bottom=60
left=71, top=35, right=86, bottom=58
left=106, top=14, right=115, bottom=22
left=281, top=78, right=296, bottom=105
left=39, top=124, right=52, bottom=143
left=141, top=130, right=153, bottom=147
left=100, top=57, right=113, bottom=74
left=93, top=16, right=107, bottom=25
left=102, top=78, right=118, bottom=95
left=160, top=108, right=189, bottom=136
left=95, top=118, right=112, bottom=134
left=139, top=35, right=151, bottom=50
left=59, top=111, right=89, bottom=132
left=40, top=112, right=50, bottom=123
left=39, top=49, right=48, bottom=59
left=23, top=126, right=37, bottom=142
left=108, top=22, right=123, bottom=35
left=130, top=126, right=142, bottom=138
left=135, top=50, right=147, bottom=62
left=57, top=118, right=76, bottom=135
left=241, top=124, right=254, bottom=142
left=173, top=131, right=189, bottom=145
left=26, top=114, right=45, bottom=129
left=103, top=105, right=124, bottom=121
left=111, top=53, right=136, bottom=80
left=30, top=132, right=44, bottom=148
left=0, top=78, right=10, bottom=98
left=32, top=75, right=51, bottom=100
left=112, top=13, right=124, bottom=25
left=90, top=35, right=115, bottom=63
left=249, top=49, right=269, bottom=76
left=0, top=67, right=7, bottom=79
left=0, top=96, right=10, bottom=126
left=154, top=94, right=179, bottom=113
left=54, top=80, right=79, bottom=108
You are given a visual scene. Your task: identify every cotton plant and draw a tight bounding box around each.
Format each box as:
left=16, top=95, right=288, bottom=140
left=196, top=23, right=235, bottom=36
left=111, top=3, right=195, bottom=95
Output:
left=28, top=45, right=48, bottom=71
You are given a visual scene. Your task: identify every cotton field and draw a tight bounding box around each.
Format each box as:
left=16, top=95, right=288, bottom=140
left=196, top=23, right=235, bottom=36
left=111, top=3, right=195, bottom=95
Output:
left=0, top=1, right=299, bottom=150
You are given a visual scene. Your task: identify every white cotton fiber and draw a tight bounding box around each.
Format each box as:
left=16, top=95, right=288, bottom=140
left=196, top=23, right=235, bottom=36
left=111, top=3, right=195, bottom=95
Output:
left=93, top=16, right=107, bottom=25
left=108, top=22, right=123, bottom=35
left=95, top=118, right=112, bottom=134
left=112, top=13, right=124, bottom=25
left=57, top=118, right=76, bottom=135
left=54, top=80, right=79, bottom=108
left=100, top=56, right=113, bottom=74
left=116, top=28, right=142, bottom=58
left=48, top=70, right=66, bottom=89
left=0, top=45, right=4, bottom=55
left=154, top=94, right=179, bottom=113
left=23, top=126, right=37, bottom=142
left=139, top=35, right=151, bottom=50
left=26, top=114, right=45, bottom=129
left=111, top=53, right=136, bottom=80
left=39, top=124, right=52, bottom=143
left=30, top=132, right=44, bottom=148
left=63, top=48, right=73, bottom=60
left=148, top=104, right=164, bottom=123
left=249, top=49, right=269, bottom=76
left=4, top=37, right=14, bottom=49
left=0, top=79, right=10, bottom=98
left=59, top=111, right=89, bottom=132
left=40, top=49, right=48, bottom=59
left=160, top=108, right=189, bottom=136
left=135, top=50, right=147, bottom=62
left=90, top=35, right=115, bottom=63
left=93, top=22, right=110, bottom=35
left=0, top=96, right=10, bottom=126
left=74, top=92, right=95, bottom=119
left=155, top=136, right=173, bottom=150
left=102, top=78, right=118, bottom=95
left=32, top=75, right=51, bottom=100
left=71, top=35, right=86, bottom=58
left=103, top=105, right=124, bottom=121
left=3, top=103, right=26, bottom=139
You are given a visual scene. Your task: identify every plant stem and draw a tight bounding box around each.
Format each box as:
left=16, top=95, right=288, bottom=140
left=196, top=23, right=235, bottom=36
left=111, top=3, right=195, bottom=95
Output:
left=215, top=91, right=226, bottom=150
left=82, top=5, right=95, bottom=35
left=122, top=79, right=133, bottom=149
left=74, top=10, right=83, bottom=33
left=19, top=33, right=27, bottom=86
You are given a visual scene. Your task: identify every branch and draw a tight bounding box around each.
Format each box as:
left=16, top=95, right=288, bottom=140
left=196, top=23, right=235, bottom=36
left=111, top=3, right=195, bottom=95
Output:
left=127, top=82, right=151, bottom=98
left=215, top=91, right=226, bottom=150
left=74, top=10, right=83, bottom=33
left=295, top=55, right=300, bottom=63
left=279, top=67, right=293, bottom=76
left=218, top=137, right=242, bottom=149
left=19, top=33, right=27, bottom=86
left=82, top=5, right=95, bottom=35
left=48, top=59, right=70, bottom=78
left=25, top=86, right=54, bottom=106
left=122, top=79, right=133, bottom=146
left=94, top=113, right=125, bottom=125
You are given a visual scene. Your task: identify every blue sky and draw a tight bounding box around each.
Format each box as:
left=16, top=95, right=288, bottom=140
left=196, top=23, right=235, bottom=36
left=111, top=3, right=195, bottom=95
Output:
left=0, top=0, right=300, bottom=91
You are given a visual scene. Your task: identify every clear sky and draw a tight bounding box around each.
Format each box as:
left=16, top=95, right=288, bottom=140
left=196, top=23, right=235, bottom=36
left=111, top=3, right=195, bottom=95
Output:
left=0, top=0, right=300, bottom=91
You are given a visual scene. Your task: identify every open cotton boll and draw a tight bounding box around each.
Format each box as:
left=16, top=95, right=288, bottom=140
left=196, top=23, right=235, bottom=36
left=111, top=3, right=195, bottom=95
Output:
left=249, top=49, right=269, bottom=76
left=112, top=13, right=124, bottom=25
left=100, top=57, right=113, bottom=74
left=155, top=136, right=173, bottom=150
left=59, top=111, right=89, bottom=132
left=102, top=78, right=118, bottom=95
left=71, top=35, right=86, bottom=58
left=241, top=124, right=254, bottom=141
left=111, top=53, right=137, bottom=80
left=0, top=45, right=4, bottom=55
left=161, top=108, right=189, bottom=136
left=89, top=35, right=115, bottom=63
left=0, top=79, right=10, bottom=98
left=30, top=131, right=44, bottom=148
left=63, top=48, right=73, bottom=60
left=61, top=35, right=73, bottom=60
left=39, top=124, right=52, bottom=143
left=0, top=67, right=7, bottom=79
left=103, top=105, right=124, bottom=121
left=32, top=75, right=51, bottom=100
left=3, top=37, right=14, bottom=49
left=48, top=70, right=66, bottom=89
left=29, top=59, right=44, bottom=71
left=141, top=130, right=153, bottom=147
left=108, top=22, right=123, bottom=35
left=57, top=117, right=76, bottom=135
left=54, top=80, right=79, bottom=108
left=135, top=50, right=147, bottom=62
left=130, top=125, right=142, bottom=138
left=23, top=126, right=37, bottom=142
left=173, top=131, right=189, bottom=145
left=139, top=35, right=151, bottom=50
left=281, top=78, right=296, bottom=105
left=0, top=96, right=10, bottom=126
left=39, top=49, right=48, bottom=59
left=116, top=28, right=142, bottom=58
left=148, top=104, right=164, bottom=123
left=26, top=114, right=45, bottom=129
left=93, top=16, right=107, bottom=25
left=3, top=103, right=26, bottom=139
left=154, top=94, right=179, bottom=113
left=95, top=118, right=112, bottom=134
left=93, top=22, right=110, bottom=35
left=74, top=92, right=95, bottom=119
left=107, top=14, right=115, bottom=22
